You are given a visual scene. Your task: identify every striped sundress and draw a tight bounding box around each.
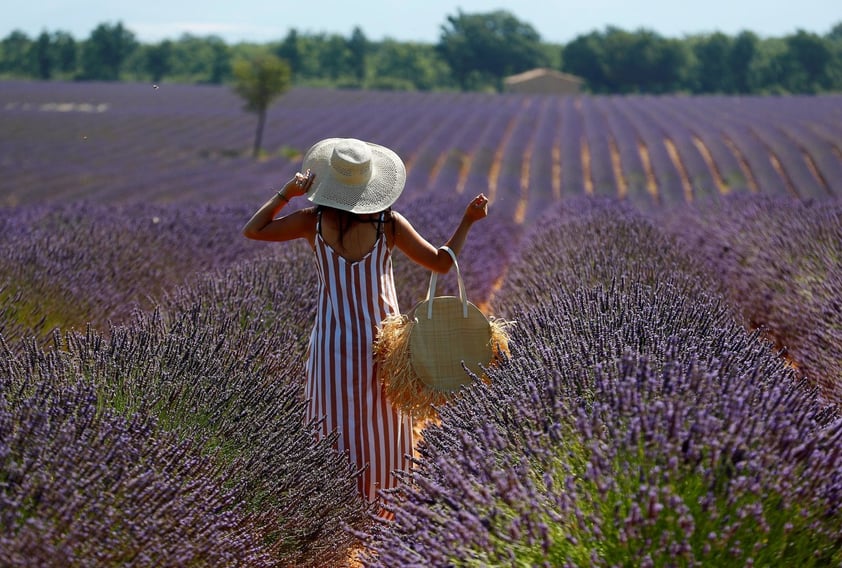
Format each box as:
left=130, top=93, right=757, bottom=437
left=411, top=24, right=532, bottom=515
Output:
left=305, top=211, right=414, bottom=502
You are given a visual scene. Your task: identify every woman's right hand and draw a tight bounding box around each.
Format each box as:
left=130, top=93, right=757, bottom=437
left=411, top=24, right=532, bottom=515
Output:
left=464, top=193, right=489, bottom=222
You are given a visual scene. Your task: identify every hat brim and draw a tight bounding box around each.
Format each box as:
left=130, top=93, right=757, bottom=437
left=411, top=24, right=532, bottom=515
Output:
left=301, top=138, right=407, bottom=214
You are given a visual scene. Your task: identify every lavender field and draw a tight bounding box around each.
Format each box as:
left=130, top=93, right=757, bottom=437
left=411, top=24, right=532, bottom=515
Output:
left=1, top=80, right=841, bottom=566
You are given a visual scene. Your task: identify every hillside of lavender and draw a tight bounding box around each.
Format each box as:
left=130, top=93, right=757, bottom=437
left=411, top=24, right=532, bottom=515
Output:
left=1, top=80, right=841, bottom=566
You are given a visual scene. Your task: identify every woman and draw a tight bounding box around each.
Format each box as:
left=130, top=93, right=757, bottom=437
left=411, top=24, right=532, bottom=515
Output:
left=243, top=138, right=488, bottom=503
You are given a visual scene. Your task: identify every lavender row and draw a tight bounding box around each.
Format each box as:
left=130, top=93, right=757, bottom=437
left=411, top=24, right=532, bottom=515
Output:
left=491, top=197, right=727, bottom=316
left=1, top=345, right=276, bottom=566
left=581, top=97, right=619, bottom=198
left=361, top=199, right=842, bottom=566
left=615, top=98, right=688, bottom=208
left=413, top=98, right=486, bottom=193
left=654, top=97, right=751, bottom=194
left=5, top=81, right=839, bottom=218
left=625, top=98, right=721, bottom=201
left=597, top=98, right=655, bottom=205
left=682, top=99, right=813, bottom=198
left=662, top=194, right=842, bottom=404
left=2, top=242, right=374, bottom=566
left=522, top=97, right=562, bottom=219
left=0, top=201, right=272, bottom=343
left=457, top=96, right=524, bottom=200
left=558, top=97, right=586, bottom=199
left=777, top=121, right=842, bottom=195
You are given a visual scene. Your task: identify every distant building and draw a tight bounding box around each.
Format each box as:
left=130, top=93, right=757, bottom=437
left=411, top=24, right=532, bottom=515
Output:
left=503, top=68, right=584, bottom=95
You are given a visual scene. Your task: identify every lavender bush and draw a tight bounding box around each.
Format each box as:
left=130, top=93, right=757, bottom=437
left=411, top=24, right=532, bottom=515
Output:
left=1, top=243, right=375, bottom=566
left=70, top=243, right=372, bottom=566
left=360, top=201, right=842, bottom=566
left=662, top=195, right=842, bottom=404
left=0, top=200, right=269, bottom=344
left=364, top=336, right=841, bottom=566
left=0, top=347, right=275, bottom=567
left=493, top=197, right=727, bottom=316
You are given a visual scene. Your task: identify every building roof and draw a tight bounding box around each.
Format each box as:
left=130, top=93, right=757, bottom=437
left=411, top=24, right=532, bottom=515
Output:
left=504, top=68, right=584, bottom=85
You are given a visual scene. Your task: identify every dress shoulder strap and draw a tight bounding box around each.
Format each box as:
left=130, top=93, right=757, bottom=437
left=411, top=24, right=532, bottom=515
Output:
left=376, top=211, right=385, bottom=238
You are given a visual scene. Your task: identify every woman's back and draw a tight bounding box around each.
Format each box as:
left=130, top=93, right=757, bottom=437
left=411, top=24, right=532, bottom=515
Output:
left=317, top=208, right=391, bottom=262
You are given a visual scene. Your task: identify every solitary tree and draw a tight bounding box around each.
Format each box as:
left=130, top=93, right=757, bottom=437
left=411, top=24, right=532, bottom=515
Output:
left=231, top=53, right=291, bottom=158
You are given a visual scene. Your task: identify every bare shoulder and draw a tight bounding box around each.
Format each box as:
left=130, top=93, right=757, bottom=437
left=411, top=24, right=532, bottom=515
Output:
left=298, top=205, right=319, bottom=220
left=389, top=209, right=410, bottom=230
left=296, top=206, right=319, bottom=234
left=275, top=205, right=319, bottom=244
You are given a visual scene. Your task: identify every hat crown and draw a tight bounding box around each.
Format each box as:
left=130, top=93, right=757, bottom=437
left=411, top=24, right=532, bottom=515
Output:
left=330, top=139, right=372, bottom=186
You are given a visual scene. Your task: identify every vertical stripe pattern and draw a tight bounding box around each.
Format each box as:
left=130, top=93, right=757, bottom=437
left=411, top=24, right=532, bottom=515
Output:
left=305, top=224, right=414, bottom=502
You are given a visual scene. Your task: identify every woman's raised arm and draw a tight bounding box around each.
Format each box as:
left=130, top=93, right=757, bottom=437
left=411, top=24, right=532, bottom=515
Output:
left=242, top=170, right=316, bottom=242
left=392, top=193, right=488, bottom=273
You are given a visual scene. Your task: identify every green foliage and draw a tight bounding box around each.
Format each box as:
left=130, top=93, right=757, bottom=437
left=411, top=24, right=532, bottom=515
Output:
left=231, top=52, right=291, bottom=157
left=781, top=30, right=835, bottom=92
left=232, top=52, right=291, bottom=113
left=437, top=9, right=548, bottom=91
left=562, top=26, right=691, bottom=94
left=78, top=21, right=138, bottom=80
left=347, top=26, right=368, bottom=84
left=0, top=30, right=36, bottom=76
left=730, top=31, right=760, bottom=93
left=367, top=40, right=452, bottom=91
left=143, top=39, right=173, bottom=83
left=1, top=17, right=841, bottom=93
left=690, top=32, right=735, bottom=93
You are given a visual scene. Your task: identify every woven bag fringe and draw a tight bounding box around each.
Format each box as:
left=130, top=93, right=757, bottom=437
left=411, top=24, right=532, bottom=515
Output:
left=374, top=313, right=511, bottom=420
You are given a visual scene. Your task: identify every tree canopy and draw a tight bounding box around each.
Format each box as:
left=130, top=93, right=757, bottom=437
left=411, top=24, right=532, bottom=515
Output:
left=231, top=53, right=291, bottom=157
left=1, top=13, right=841, bottom=95
left=437, top=9, right=548, bottom=90
left=79, top=22, right=138, bottom=81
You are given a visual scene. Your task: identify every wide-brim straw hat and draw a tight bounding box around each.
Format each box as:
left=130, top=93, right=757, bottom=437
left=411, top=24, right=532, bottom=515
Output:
left=301, top=138, right=406, bottom=214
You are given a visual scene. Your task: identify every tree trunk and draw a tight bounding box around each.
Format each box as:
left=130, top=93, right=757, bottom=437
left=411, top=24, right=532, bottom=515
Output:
left=252, top=109, right=267, bottom=158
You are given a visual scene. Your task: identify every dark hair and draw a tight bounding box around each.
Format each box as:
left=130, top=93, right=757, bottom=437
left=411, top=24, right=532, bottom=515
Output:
left=317, top=205, right=394, bottom=247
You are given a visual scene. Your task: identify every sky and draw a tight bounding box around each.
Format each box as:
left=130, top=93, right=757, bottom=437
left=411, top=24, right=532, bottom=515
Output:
left=2, top=0, right=840, bottom=45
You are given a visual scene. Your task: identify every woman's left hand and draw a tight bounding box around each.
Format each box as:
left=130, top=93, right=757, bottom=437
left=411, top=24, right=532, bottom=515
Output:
left=465, top=193, right=489, bottom=222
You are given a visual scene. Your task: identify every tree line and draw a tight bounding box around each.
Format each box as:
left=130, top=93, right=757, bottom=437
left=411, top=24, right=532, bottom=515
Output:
left=2, top=11, right=841, bottom=95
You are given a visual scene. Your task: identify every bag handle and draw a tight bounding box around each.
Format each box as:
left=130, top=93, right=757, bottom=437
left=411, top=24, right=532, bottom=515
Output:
left=424, top=246, right=468, bottom=320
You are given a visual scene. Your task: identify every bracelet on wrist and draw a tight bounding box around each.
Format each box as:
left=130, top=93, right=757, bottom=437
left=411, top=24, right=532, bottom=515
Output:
left=276, top=191, right=289, bottom=203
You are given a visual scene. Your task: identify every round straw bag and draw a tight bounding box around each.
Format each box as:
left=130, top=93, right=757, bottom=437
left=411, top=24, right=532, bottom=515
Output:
left=374, top=247, right=510, bottom=419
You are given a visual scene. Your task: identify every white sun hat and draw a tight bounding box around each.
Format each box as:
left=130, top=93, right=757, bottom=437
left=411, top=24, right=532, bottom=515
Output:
left=301, top=138, right=407, bottom=214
